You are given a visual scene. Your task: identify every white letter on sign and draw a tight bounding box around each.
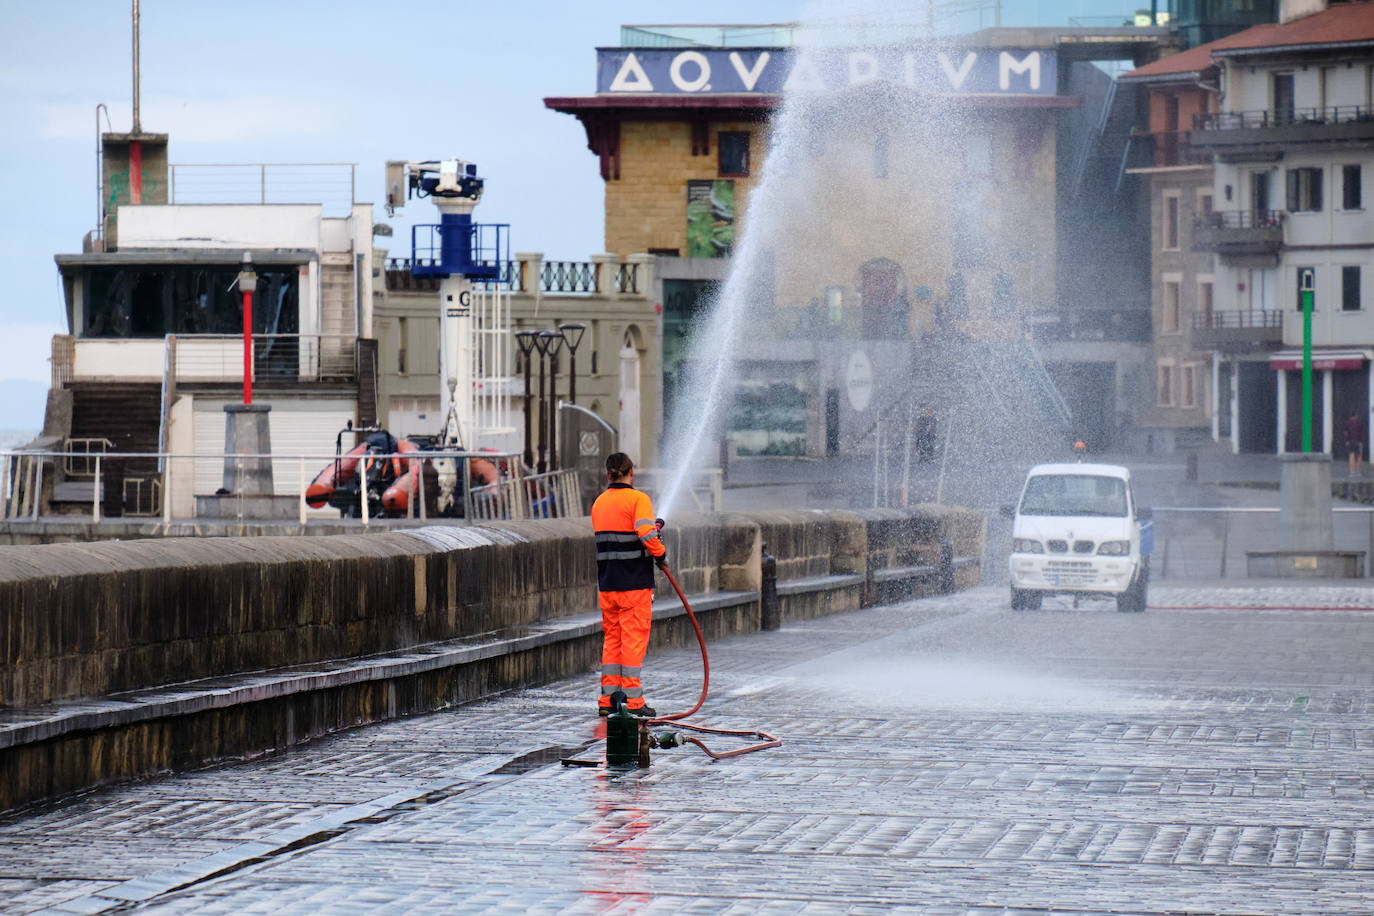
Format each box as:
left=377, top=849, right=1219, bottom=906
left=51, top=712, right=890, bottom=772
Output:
left=938, top=51, right=977, bottom=90
left=999, top=51, right=1041, bottom=91
left=670, top=51, right=711, bottom=92
left=609, top=53, right=654, bottom=92
left=728, top=51, right=771, bottom=91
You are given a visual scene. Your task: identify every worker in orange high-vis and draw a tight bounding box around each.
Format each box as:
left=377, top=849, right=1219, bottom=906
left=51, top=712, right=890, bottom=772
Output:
left=591, top=452, right=666, bottom=716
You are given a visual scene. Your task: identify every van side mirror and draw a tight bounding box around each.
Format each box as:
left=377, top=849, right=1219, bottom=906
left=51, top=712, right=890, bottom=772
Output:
left=999, top=505, right=1016, bottom=519
left=1136, top=506, right=1153, bottom=520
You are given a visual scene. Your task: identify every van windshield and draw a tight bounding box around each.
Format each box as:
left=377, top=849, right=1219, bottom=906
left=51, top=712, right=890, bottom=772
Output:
left=1019, top=474, right=1128, bottom=518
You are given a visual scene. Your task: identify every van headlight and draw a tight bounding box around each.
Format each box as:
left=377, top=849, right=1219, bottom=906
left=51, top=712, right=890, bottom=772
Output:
left=1012, top=538, right=1044, bottom=554
left=1097, top=540, right=1130, bottom=555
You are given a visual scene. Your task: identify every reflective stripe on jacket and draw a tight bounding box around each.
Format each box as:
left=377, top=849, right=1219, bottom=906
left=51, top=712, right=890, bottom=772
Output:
left=590, top=482, right=665, bottom=591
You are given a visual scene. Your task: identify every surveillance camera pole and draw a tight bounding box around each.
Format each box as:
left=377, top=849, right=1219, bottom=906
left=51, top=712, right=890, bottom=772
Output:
left=1301, top=268, right=1314, bottom=453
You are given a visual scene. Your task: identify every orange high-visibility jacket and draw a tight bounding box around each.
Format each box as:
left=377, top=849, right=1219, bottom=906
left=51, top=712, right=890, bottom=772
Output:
left=590, top=482, right=665, bottom=591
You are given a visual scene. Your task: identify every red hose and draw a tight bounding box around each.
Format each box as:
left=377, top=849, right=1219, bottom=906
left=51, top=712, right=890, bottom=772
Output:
left=647, top=564, right=781, bottom=759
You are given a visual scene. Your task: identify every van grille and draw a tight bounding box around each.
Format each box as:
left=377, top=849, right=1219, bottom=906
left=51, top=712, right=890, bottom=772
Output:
left=1044, top=560, right=1099, bottom=585
left=1047, top=540, right=1068, bottom=553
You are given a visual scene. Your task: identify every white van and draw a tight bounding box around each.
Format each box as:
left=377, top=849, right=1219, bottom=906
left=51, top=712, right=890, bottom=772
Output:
left=1001, top=463, right=1153, bottom=612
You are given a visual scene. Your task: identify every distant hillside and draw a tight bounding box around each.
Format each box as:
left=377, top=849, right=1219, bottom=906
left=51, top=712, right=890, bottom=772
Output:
left=0, top=379, right=49, bottom=432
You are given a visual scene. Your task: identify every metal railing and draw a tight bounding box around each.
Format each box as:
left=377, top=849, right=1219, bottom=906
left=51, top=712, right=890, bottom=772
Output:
left=1193, top=209, right=1283, bottom=230
left=1192, top=309, right=1283, bottom=331
left=1150, top=506, right=1374, bottom=580
left=0, top=448, right=587, bottom=526
left=467, top=469, right=584, bottom=522
left=169, top=334, right=358, bottom=383
left=1195, top=106, right=1374, bottom=131
left=542, top=261, right=596, bottom=294
left=385, top=257, right=639, bottom=296
left=168, top=162, right=357, bottom=216
left=1138, top=130, right=1211, bottom=168
left=63, top=438, right=114, bottom=478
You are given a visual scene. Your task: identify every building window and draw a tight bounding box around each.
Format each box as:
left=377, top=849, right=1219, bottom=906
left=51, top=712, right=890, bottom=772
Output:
left=874, top=132, right=889, bottom=179
left=1198, top=190, right=1214, bottom=220
left=1286, top=167, right=1323, bottom=212
left=946, top=273, right=968, bottom=318
left=1198, top=278, right=1214, bottom=325
left=1343, top=265, right=1362, bottom=311
left=719, top=132, right=750, bottom=177
left=397, top=317, right=408, bottom=375
left=825, top=285, right=844, bottom=326
left=1296, top=266, right=1317, bottom=311
left=1273, top=72, right=1295, bottom=125
left=1163, top=192, right=1180, bottom=250
left=1344, top=164, right=1362, bottom=210
left=1181, top=365, right=1197, bottom=409
left=1157, top=363, right=1174, bottom=407
left=1163, top=279, right=1181, bottom=333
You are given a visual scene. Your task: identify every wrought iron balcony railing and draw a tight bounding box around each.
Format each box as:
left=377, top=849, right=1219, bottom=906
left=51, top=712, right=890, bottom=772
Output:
left=1195, top=106, right=1374, bottom=130
left=384, top=258, right=639, bottom=296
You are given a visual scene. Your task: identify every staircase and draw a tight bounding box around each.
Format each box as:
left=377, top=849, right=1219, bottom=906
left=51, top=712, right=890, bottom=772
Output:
left=60, top=382, right=163, bottom=515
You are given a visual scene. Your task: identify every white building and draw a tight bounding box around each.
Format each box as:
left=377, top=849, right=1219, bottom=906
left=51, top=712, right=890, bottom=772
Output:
left=1187, top=0, right=1374, bottom=455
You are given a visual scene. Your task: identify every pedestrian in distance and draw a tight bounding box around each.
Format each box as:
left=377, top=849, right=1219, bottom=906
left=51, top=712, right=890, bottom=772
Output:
left=1345, top=411, right=1367, bottom=476
left=590, top=452, right=666, bottom=717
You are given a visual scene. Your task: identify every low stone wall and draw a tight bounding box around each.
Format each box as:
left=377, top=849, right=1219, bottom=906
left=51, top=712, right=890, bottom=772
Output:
left=0, top=506, right=984, bottom=810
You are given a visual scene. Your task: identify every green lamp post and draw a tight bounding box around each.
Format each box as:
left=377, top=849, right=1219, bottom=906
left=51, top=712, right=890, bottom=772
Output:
left=1300, top=268, right=1315, bottom=453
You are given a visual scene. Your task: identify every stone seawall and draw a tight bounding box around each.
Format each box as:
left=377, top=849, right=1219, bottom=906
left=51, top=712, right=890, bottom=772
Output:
left=0, top=507, right=985, bottom=810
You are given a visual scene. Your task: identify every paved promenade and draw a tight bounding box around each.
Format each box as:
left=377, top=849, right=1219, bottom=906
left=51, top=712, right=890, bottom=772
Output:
left=5, top=582, right=1374, bottom=914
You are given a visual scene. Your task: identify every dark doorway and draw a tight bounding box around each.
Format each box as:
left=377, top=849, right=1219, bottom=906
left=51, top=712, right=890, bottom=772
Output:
left=1238, top=361, right=1277, bottom=452
left=857, top=259, right=907, bottom=339
left=1283, top=369, right=1325, bottom=453
left=1332, top=367, right=1370, bottom=459
left=825, top=389, right=840, bottom=456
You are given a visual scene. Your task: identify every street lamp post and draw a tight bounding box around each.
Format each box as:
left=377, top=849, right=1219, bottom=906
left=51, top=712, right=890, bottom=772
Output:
left=559, top=322, right=586, bottom=407
left=238, top=252, right=257, bottom=405
left=514, top=330, right=537, bottom=470
left=532, top=331, right=551, bottom=473
left=540, top=329, right=566, bottom=471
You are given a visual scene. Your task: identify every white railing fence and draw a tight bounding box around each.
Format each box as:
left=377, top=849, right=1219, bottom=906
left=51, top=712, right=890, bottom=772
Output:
left=0, top=449, right=586, bottom=526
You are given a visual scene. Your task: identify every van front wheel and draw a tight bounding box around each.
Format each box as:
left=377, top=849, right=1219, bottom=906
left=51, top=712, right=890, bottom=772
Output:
left=1116, top=561, right=1149, bottom=613
left=1011, top=587, right=1042, bottom=611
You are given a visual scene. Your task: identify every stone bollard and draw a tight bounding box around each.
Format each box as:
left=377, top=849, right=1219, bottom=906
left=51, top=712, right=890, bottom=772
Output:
left=760, top=543, right=781, bottom=631
left=938, top=538, right=955, bottom=594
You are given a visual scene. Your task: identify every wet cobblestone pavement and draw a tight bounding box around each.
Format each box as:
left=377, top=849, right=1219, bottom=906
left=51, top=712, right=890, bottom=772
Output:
left=5, top=584, right=1374, bottom=914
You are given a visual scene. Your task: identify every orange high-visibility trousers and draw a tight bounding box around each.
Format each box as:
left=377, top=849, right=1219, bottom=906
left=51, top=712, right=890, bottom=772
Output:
left=598, top=588, right=653, bottom=711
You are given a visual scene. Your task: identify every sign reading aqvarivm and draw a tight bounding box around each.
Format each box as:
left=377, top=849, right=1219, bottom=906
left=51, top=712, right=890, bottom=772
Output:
left=596, top=48, right=1057, bottom=96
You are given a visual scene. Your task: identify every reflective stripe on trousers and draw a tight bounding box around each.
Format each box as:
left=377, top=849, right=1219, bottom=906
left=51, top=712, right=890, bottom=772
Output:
left=597, top=587, right=653, bottom=710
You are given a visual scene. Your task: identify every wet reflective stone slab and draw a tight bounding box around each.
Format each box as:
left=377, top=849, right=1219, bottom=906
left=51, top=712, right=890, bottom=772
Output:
left=5, top=584, right=1374, bottom=915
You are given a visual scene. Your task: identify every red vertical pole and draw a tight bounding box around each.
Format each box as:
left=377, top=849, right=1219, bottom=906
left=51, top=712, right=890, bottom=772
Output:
left=242, top=288, right=253, bottom=405
left=129, top=141, right=143, bottom=205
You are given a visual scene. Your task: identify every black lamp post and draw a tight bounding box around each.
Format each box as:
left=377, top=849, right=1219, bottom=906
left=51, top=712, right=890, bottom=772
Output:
left=559, top=322, right=586, bottom=407
left=532, top=331, right=551, bottom=473
left=540, top=329, right=566, bottom=471
left=514, top=330, right=537, bottom=470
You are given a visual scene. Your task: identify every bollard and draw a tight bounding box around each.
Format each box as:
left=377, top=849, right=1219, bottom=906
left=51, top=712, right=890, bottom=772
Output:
left=938, top=538, right=955, bottom=594
left=760, top=543, right=781, bottom=631
left=1186, top=452, right=1198, bottom=481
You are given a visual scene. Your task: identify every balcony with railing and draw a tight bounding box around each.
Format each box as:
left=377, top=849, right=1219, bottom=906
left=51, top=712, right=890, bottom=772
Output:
left=1192, top=309, right=1283, bottom=352
left=1025, top=309, right=1152, bottom=343
left=168, top=334, right=358, bottom=385
left=1192, top=106, right=1374, bottom=153
left=384, top=256, right=640, bottom=297
left=1192, top=210, right=1284, bottom=260
left=1136, top=130, right=1212, bottom=168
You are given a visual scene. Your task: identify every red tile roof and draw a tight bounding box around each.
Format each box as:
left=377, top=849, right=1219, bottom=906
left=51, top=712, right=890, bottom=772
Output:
left=1124, top=2, right=1374, bottom=81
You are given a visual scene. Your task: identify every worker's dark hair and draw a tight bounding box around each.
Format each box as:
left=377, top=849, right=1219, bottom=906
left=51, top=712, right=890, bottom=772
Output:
left=605, top=452, right=634, bottom=481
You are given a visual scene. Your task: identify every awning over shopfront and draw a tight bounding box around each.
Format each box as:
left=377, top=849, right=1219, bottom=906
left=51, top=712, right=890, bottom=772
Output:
left=1268, top=350, right=1373, bottom=371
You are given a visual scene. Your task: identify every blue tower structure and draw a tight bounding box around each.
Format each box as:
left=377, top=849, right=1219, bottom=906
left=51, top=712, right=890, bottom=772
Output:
left=407, top=159, right=509, bottom=281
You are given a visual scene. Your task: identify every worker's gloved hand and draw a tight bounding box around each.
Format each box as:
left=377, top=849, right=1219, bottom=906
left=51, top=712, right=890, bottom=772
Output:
left=654, top=553, right=668, bottom=569
left=655, top=518, right=665, bottom=532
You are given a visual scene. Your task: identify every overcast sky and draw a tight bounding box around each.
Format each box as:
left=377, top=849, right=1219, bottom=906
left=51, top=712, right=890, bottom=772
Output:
left=0, top=0, right=1145, bottom=428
